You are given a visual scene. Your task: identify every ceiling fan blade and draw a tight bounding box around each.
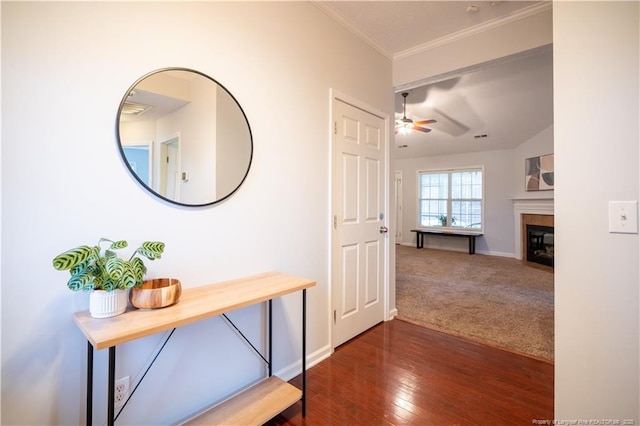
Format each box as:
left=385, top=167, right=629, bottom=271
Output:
left=414, top=119, right=437, bottom=125
left=412, top=126, right=432, bottom=133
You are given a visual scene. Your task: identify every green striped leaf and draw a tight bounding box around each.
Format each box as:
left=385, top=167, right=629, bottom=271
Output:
left=101, top=277, right=117, bottom=292
left=120, top=263, right=138, bottom=289
left=130, top=257, right=146, bottom=283
left=109, top=240, right=128, bottom=250
left=53, top=246, right=94, bottom=271
left=105, top=257, right=125, bottom=280
left=67, top=272, right=94, bottom=291
left=70, top=263, right=88, bottom=276
left=137, top=241, right=165, bottom=260
left=93, top=275, right=104, bottom=290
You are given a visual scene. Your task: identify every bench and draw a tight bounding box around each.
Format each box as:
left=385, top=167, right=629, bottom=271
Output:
left=410, top=229, right=483, bottom=255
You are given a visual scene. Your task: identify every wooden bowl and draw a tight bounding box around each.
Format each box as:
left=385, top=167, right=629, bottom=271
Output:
left=130, top=278, right=182, bottom=309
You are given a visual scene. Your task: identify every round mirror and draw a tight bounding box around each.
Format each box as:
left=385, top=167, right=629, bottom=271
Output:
left=116, top=68, right=253, bottom=207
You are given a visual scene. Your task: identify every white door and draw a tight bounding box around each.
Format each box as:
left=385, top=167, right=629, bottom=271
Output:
left=332, top=97, right=387, bottom=347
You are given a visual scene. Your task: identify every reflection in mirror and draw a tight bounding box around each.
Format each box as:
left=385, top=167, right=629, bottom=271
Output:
left=117, top=68, right=253, bottom=207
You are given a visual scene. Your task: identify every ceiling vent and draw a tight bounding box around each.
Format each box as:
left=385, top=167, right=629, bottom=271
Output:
left=122, top=101, right=151, bottom=116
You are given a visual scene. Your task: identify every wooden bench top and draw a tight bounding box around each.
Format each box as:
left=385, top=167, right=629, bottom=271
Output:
left=411, top=229, right=483, bottom=236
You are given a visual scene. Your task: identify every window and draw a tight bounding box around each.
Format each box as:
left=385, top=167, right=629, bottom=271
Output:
left=418, top=168, right=483, bottom=231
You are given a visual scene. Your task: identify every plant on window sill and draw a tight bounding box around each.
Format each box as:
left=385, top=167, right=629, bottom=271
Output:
left=438, top=215, right=456, bottom=227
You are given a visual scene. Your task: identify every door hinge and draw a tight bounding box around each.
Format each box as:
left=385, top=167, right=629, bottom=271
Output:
left=334, top=121, right=337, bottom=135
left=333, top=214, right=337, bottom=229
left=333, top=309, right=336, bottom=324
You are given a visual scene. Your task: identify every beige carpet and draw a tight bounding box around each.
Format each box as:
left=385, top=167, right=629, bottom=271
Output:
left=396, top=244, right=554, bottom=361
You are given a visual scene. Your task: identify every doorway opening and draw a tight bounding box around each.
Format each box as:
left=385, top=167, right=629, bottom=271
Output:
left=160, top=135, right=180, bottom=201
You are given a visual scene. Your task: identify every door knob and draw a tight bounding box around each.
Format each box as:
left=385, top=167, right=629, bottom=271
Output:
left=380, top=226, right=389, bottom=234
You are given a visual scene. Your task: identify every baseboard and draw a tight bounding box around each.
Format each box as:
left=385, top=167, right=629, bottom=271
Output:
left=387, top=308, right=398, bottom=320
left=397, top=242, right=515, bottom=258
left=476, top=250, right=515, bottom=258
left=274, top=343, right=332, bottom=381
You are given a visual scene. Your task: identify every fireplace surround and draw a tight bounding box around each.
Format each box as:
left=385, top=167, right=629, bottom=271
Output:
left=513, top=198, right=554, bottom=267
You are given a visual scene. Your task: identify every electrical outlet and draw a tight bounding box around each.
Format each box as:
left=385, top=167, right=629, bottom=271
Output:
left=114, top=376, right=129, bottom=408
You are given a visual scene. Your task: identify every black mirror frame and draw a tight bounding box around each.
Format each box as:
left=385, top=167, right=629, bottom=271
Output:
left=115, top=67, right=253, bottom=207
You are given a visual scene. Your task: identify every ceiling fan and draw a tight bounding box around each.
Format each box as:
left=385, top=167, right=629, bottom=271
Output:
left=395, top=92, right=436, bottom=135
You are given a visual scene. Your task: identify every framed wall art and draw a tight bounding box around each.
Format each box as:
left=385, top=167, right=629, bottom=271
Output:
left=525, top=153, right=554, bottom=191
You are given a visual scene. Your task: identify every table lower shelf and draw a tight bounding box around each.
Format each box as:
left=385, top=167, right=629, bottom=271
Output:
left=181, top=376, right=301, bottom=425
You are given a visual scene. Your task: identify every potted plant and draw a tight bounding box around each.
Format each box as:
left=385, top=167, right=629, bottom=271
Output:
left=438, top=215, right=457, bottom=227
left=52, top=238, right=165, bottom=318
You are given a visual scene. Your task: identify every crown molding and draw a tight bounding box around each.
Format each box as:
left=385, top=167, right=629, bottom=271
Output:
left=311, top=1, right=551, bottom=63
left=394, top=2, right=552, bottom=62
left=310, top=1, right=394, bottom=60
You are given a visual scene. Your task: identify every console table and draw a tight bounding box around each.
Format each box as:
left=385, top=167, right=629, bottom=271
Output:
left=411, top=229, right=483, bottom=254
left=73, top=271, right=315, bottom=425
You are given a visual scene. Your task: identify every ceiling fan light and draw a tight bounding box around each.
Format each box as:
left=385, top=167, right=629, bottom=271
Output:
left=396, top=91, right=435, bottom=135
left=399, top=125, right=411, bottom=135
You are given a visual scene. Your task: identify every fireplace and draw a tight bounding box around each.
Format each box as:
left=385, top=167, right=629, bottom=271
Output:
left=519, top=212, right=554, bottom=269
left=526, top=224, right=554, bottom=267
left=513, top=199, right=554, bottom=263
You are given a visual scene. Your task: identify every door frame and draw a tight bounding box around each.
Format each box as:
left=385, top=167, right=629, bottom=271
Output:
left=159, top=133, right=181, bottom=201
left=329, top=89, right=392, bottom=350
left=395, top=170, right=403, bottom=241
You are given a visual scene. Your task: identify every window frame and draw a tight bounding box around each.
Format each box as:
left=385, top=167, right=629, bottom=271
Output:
left=416, top=166, right=485, bottom=233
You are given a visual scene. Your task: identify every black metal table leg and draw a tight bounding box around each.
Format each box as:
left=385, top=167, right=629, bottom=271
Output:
left=268, top=299, right=273, bottom=377
left=86, top=341, right=93, bottom=426
left=107, top=347, right=116, bottom=426
left=302, top=288, right=307, bottom=417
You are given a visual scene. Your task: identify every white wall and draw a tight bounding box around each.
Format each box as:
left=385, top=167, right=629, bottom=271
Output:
left=554, top=2, right=639, bottom=421
left=1, top=2, right=392, bottom=424
left=512, top=125, right=554, bottom=200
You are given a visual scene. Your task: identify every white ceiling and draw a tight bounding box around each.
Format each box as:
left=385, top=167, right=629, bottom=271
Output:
left=316, top=1, right=553, bottom=158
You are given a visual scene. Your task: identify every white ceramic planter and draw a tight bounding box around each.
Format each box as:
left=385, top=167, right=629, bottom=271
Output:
left=89, top=289, right=128, bottom=318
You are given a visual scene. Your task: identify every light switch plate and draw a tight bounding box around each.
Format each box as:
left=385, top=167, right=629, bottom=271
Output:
left=608, top=201, right=638, bottom=234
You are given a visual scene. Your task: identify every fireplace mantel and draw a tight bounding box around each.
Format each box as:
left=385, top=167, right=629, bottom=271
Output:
left=513, top=198, right=554, bottom=260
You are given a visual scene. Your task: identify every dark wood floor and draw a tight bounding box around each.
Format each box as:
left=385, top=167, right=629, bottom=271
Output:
left=266, top=319, right=553, bottom=425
